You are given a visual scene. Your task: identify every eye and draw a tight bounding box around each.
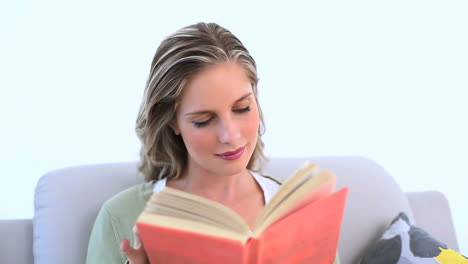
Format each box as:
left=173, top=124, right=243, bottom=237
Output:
left=192, top=117, right=213, bottom=128
left=233, top=106, right=250, bottom=113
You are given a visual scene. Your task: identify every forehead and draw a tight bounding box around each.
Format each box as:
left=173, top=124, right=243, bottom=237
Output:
left=178, top=62, right=253, bottom=111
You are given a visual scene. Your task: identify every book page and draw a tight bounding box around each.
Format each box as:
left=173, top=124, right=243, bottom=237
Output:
left=145, top=187, right=251, bottom=234
left=255, top=162, right=318, bottom=223
left=253, top=170, right=335, bottom=234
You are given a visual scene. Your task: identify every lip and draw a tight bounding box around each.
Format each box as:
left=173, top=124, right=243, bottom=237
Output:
left=216, top=146, right=245, bottom=160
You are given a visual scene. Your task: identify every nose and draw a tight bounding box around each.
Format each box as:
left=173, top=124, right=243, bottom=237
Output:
left=218, top=117, right=241, bottom=144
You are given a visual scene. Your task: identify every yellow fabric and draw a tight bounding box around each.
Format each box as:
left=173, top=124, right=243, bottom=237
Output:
left=435, top=247, right=468, bottom=263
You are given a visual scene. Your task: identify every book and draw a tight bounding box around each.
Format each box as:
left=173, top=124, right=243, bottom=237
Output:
left=136, top=162, right=348, bottom=264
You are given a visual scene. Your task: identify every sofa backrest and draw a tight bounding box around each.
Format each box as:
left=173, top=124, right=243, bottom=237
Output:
left=33, top=156, right=415, bottom=264
left=33, top=162, right=143, bottom=264
left=261, top=156, right=415, bottom=263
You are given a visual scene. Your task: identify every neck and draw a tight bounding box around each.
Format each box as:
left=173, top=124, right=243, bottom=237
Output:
left=167, top=163, right=255, bottom=204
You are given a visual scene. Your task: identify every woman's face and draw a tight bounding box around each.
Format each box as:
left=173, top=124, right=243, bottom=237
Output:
left=171, top=61, right=260, bottom=178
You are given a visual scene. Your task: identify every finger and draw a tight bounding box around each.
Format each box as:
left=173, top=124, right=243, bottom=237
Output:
left=122, top=237, right=150, bottom=264
left=120, top=238, right=130, bottom=254
left=121, top=238, right=138, bottom=257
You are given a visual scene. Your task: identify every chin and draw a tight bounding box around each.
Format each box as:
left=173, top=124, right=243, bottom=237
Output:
left=216, top=152, right=253, bottom=176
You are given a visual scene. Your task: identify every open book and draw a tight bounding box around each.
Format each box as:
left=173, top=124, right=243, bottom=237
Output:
left=136, top=162, right=348, bottom=264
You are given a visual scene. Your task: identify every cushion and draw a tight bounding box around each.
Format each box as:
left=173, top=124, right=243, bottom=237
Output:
left=360, top=212, right=468, bottom=264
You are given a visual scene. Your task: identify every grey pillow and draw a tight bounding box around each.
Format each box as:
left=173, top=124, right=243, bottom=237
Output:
left=360, top=212, right=468, bottom=264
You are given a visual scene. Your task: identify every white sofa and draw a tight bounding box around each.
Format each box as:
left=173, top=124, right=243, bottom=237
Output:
left=0, top=156, right=459, bottom=264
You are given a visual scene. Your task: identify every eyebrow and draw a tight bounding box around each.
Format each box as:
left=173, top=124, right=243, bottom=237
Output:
left=184, top=92, right=253, bottom=116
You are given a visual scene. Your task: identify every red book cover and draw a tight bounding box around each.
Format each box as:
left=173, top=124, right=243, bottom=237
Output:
left=257, top=188, right=348, bottom=264
left=137, top=223, right=246, bottom=264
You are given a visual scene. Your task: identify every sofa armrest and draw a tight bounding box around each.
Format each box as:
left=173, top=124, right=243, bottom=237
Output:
left=0, top=219, right=33, bottom=264
left=406, top=191, right=459, bottom=251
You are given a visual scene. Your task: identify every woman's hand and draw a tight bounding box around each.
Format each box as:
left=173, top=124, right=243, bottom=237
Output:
left=120, top=225, right=149, bottom=264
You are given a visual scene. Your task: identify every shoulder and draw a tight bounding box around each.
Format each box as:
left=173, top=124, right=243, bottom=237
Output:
left=96, top=181, right=154, bottom=238
left=97, top=181, right=154, bottom=238
left=86, top=182, right=153, bottom=264
left=101, top=181, right=153, bottom=217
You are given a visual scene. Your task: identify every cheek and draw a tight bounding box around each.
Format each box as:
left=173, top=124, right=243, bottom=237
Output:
left=181, top=127, right=215, bottom=153
left=244, top=107, right=260, bottom=138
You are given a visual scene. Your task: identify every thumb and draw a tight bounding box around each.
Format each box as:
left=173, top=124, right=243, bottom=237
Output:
left=121, top=238, right=147, bottom=260
left=120, top=238, right=136, bottom=256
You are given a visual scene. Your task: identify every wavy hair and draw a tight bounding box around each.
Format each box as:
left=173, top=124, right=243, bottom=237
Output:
left=135, top=22, right=266, bottom=182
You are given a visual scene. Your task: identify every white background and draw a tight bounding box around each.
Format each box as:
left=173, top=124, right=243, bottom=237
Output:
left=1, top=0, right=467, bottom=254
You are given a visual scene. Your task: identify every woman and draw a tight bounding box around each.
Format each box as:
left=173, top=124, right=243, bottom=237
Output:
left=86, top=22, right=339, bottom=264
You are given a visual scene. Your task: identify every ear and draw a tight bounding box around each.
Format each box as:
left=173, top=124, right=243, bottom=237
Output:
left=168, top=120, right=181, bottom=135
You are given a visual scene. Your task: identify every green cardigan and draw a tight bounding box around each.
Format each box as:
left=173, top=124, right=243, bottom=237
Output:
left=86, top=181, right=340, bottom=264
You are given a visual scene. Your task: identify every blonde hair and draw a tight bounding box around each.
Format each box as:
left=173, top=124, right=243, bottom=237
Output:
left=135, top=22, right=266, bottom=182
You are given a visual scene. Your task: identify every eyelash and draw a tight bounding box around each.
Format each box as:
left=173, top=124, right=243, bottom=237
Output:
left=192, top=106, right=251, bottom=128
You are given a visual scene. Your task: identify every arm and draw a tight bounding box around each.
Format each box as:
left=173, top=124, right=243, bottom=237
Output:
left=334, top=252, right=340, bottom=264
left=86, top=206, right=127, bottom=264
